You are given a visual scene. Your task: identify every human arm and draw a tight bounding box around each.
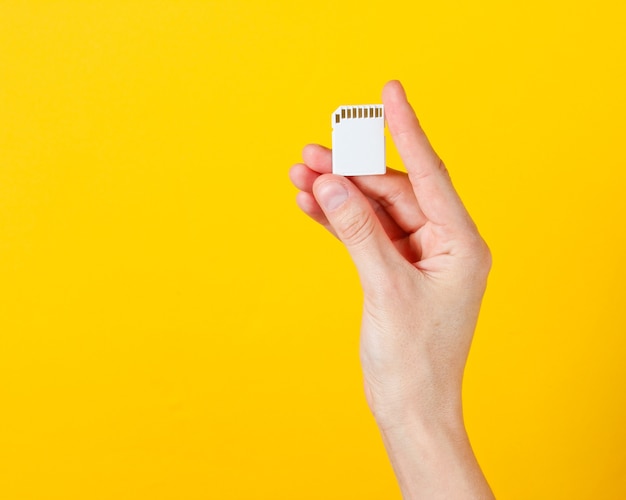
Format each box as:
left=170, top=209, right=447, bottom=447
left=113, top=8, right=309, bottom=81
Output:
left=289, top=80, right=494, bottom=499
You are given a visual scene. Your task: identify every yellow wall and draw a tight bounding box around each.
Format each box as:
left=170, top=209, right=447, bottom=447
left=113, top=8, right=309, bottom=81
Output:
left=1, top=1, right=625, bottom=498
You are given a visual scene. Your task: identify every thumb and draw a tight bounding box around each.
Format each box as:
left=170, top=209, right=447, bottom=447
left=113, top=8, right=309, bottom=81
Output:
left=313, top=174, right=402, bottom=288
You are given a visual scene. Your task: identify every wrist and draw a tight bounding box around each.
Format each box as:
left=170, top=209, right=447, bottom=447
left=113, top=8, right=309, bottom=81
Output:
left=364, top=371, right=465, bottom=435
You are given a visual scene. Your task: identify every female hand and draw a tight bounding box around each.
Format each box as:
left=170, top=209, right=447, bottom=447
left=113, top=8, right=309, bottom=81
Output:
left=289, top=80, right=494, bottom=499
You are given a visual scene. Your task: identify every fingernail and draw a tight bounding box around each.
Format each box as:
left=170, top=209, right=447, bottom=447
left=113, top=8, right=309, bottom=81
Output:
left=317, top=182, right=349, bottom=211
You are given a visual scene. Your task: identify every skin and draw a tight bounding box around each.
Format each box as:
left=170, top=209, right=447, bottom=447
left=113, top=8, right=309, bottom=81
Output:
left=289, top=80, right=495, bottom=499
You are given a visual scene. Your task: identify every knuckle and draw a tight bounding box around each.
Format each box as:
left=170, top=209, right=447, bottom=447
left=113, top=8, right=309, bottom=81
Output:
left=338, top=211, right=375, bottom=247
left=436, top=158, right=451, bottom=179
left=467, top=236, right=492, bottom=277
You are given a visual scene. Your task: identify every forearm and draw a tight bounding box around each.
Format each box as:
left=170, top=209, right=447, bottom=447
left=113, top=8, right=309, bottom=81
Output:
left=378, top=414, right=494, bottom=500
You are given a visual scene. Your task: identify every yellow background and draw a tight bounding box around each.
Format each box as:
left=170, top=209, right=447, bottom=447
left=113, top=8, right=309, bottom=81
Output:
left=1, top=1, right=625, bottom=498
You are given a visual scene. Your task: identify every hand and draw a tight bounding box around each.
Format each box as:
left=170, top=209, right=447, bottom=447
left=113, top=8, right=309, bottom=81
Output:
left=289, top=81, right=494, bottom=498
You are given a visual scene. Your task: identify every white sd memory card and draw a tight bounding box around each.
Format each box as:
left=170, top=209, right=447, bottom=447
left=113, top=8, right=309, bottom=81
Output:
left=331, top=104, right=385, bottom=176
